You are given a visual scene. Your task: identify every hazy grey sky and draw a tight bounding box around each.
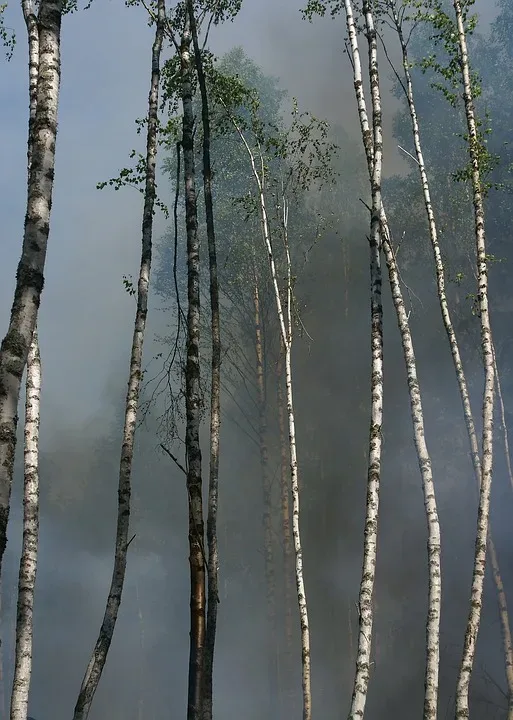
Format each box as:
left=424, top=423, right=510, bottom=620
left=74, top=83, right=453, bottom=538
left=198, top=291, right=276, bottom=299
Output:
left=0, top=0, right=496, bottom=432
left=0, top=2, right=503, bottom=718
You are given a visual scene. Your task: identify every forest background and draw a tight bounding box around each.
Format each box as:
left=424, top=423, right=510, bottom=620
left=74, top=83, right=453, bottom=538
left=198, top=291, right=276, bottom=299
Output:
left=0, top=0, right=511, bottom=719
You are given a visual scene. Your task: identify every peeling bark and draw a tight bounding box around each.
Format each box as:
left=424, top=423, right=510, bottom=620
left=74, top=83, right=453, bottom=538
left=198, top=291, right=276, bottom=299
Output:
left=0, top=0, right=63, bottom=578
left=10, top=332, right=40, bottom=720
left=72, top=3, right=166, bottom=716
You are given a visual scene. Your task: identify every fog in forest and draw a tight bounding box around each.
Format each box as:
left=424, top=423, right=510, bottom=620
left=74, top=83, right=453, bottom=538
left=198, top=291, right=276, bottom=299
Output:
left=0, top=0, right=511, bottom=719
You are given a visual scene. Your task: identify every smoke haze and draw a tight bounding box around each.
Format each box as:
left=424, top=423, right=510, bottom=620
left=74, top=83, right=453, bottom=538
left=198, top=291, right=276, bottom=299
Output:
left=0, top=0, right=509, bottom=719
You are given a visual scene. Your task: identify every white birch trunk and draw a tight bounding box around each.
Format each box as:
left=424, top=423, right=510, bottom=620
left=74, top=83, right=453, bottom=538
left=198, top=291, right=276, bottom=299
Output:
left=282, top=196, right=312, bottom=720
left=230, top=119, right=312, bottom=720
left=346, top=2, right=384, bottom=717
left=9, top=8, right=43, bottom=713
left=344, top=3, right=441, bottom=717
left=453, top=2, right=496, bottom=716
left=0, top=0, right=63, bottom=577
left=10, top=332, right=40, bottom=720
left=390, top=7, right=513, bottom=715
left=72, top=3, right=166, bottom=717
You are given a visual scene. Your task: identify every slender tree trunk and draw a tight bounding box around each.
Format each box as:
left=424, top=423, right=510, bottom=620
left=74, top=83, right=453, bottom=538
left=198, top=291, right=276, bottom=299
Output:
left=453, top=3, right=495, bottom=716
left=180, top=16, right=206, bottom=720
left=10, top=333, right=40, bottom=720
left=347, top=4, right=384, bottom=715
left=187, top=7, right=221, bottom=717
left=72, top=4, right=166, bottom=716
left=0, top=0, right=63, bottom=580
left=281, top=197, right=311, bottom=720
left=391, top=9, right=513, bottom=716
left=277, top=348, right=294, bottom=713
left=9, top=12, right=44, bottom=713
left=344, top=3, right=442, bottom=718
left=229, top=117, right=311, bottom=720
left=253, top=281, right=278, bottom=715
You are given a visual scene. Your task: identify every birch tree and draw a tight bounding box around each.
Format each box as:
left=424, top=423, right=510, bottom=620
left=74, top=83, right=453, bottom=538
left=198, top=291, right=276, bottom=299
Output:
left=451, top=1, right=495, bottom=714
left=10, top=332, right=40, bottom=720
left=0, top=0, right=64, bottom=581
left=220, top=97, right=335, bottom=720
left=10, top=3, right=43, bottom=712
left=383, top=3, right=513, bottom=715
left=72, top=2, right=166, bottom=716
left=346, top=0, right=385, bottom=716
left=186, top=3, right=222, bottom=717
left=305, top=1, right=442, bottom=716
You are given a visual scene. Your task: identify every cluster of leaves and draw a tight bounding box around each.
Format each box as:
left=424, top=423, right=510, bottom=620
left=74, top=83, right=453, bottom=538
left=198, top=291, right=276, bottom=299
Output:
left=0, top=2, right=15, bottom=60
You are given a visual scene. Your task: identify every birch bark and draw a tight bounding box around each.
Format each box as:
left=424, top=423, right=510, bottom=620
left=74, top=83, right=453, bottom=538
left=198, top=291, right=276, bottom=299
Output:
left=0, top=0, right=63, bottom=578
left=344, top=3, right=441, bottom=718
left=229, top=118, right=312, bottom=720
left=72, top=2, right=165, bottom=716
left=9, top=7, right=44, bottom=711
left=10, top=333, right=40, bottom=720
left=277, top=348, right=294, bottom=711
left=453, top=2, right=496, bottom=715
left=389, top=7, right=512, bottom=716
left=346, top=2, right=383, bottom=716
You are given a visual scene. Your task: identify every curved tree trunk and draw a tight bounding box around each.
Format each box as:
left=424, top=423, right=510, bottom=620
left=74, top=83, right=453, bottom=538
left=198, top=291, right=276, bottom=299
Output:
left=390, top=8, right=513, bottom=716
left=72, top=3, right=166, bottom=716
left=0, top=0, right=63, bottom=579
left=344, top=3, right=442, bottom=718
left=453, top=2, right=496, bottom=716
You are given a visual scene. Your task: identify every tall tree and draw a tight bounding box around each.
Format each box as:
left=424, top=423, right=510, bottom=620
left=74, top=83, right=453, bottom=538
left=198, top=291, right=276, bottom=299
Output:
left=0, top=0, right=64, bottom=580
left=72, top=1, right=166, bottom=716
left=383, top=4, right=513, bottom=716
left=10, top=5, right=43, bottom=713
left=186, top=3, right=222, bottom=717
left=10, top=332, right=40, bottom=720
left=452, top=1, right=496, bottom=715
left=304, top=1, right=443, bottom=716
left=342, top=1, right=384, bottom=717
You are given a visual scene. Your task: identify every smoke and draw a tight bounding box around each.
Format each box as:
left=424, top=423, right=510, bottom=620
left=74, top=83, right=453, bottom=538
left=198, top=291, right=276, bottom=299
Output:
left=0, top=0, right=509, bottom=719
